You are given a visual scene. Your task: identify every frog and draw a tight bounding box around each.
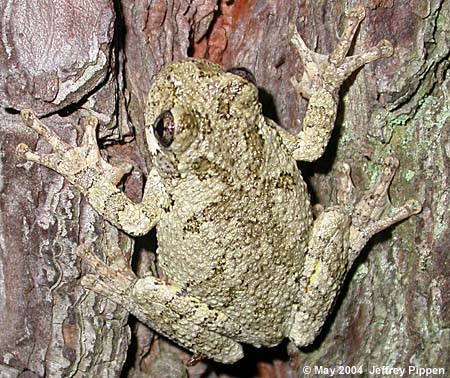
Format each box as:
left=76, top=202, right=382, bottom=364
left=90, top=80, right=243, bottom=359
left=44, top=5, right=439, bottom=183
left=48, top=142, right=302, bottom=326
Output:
left=16, top=5, right=421, bottom=364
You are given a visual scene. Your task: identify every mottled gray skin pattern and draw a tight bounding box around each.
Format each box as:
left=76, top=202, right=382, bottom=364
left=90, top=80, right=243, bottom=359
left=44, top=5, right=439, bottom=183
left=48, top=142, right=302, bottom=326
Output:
left=17, top=6, right=421, bottom=364
left=146, top=59, right=311, bottom=346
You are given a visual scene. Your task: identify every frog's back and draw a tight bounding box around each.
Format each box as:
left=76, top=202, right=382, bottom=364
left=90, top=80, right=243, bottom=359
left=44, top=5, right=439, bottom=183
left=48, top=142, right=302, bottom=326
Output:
left=157, top=121, right=313, bottom=345
left=147, top=59, right=313, bottom=345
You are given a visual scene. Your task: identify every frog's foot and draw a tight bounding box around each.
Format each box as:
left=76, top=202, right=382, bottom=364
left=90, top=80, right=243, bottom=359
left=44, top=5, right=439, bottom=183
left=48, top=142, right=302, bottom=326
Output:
left=289, top=5, right=393, bottom=98
left=76, top=244, right=244, bottom=364
left=17, top=109, right=161, bottom=236
left=346, top=157, right=422, bottom=261
left=76, top=244, right=137, bottom=306
left=289, top=157, right=421, bottom=346
left=16, top=109, right=132, bottom=188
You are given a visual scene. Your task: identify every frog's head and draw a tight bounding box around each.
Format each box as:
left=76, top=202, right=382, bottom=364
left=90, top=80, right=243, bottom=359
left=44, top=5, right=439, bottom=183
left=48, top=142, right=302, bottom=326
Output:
left=145, top=59, right=264, bottom=185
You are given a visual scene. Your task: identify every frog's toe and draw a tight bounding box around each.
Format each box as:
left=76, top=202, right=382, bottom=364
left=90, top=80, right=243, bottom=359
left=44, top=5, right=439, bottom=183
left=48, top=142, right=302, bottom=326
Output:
left=78, top=114, right=132, bottom=185
left=333, top=39, right=393, bottom=84
left=352, top=156, right=400, bottom=225
left=348, top=157, right=422, bottom=260
left=16, top=143, right=64, bottom=172
left=20, top=109, right=72, bottom=154
left=336, top=161, right=356, bottom=207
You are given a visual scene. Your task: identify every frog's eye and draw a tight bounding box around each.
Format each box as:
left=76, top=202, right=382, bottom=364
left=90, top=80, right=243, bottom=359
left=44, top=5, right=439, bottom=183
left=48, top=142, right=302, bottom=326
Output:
left=226, top=67, right=257, bottom=86
left=153, top=111, right=175, bottom=148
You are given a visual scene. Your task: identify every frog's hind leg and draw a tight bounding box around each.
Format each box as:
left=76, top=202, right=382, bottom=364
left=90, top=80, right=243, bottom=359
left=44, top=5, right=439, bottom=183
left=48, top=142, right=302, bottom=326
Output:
left=289, top=204, right=351, bottom=346
left=289, top=157, right=421, bottom=346
left=76, top=244, right=244, bottom=364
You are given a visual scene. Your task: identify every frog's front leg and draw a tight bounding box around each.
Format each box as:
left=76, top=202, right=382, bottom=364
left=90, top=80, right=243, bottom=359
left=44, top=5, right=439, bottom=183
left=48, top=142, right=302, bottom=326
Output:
left=16, top=110, right=166, bottom=236
left=75, top=244, right=244, bottom=364
left=289, top=158, right=421, bottom=346
left=281, top=5, right=393, bottom=162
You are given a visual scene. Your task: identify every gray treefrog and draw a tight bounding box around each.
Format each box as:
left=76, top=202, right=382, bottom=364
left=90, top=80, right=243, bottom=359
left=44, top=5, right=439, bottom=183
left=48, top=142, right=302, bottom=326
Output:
left=16, top=6, right=421, bottom=364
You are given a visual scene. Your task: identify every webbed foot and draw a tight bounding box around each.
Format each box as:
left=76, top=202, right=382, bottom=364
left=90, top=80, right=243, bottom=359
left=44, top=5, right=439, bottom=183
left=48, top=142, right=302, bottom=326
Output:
left=16, top=110, right=131, bottom=188
left=336, top=157, right=422, bottom=260
left=289, top=5, right=393, bottom=98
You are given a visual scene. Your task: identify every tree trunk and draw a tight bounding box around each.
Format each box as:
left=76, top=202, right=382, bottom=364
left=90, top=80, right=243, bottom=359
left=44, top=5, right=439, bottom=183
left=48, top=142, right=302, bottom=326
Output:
left=0, top=1, right=448, bottom=377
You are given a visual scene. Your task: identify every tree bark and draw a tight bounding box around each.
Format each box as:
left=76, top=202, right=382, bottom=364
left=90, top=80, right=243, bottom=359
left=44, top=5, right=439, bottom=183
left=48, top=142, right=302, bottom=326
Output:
left=0, top=1, right=448, bottom=377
